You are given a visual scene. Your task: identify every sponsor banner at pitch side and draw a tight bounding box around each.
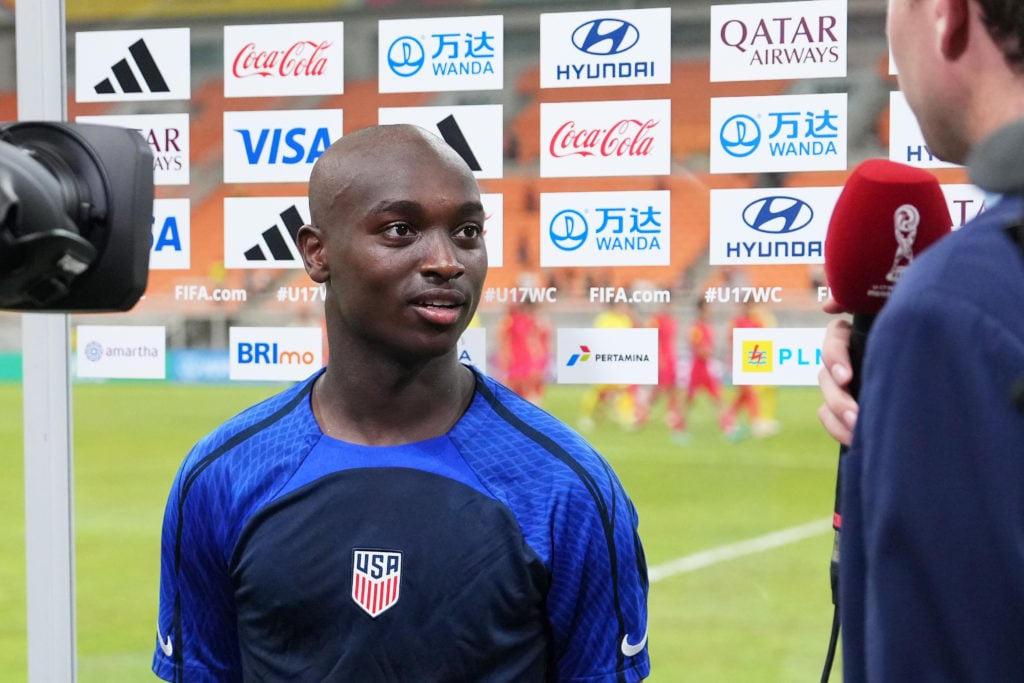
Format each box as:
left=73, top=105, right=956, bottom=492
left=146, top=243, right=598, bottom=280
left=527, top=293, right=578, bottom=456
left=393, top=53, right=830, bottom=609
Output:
left=539, top=8, right=671, bottom=89
left=224, top=22, right=344, bottom=97
left=457, top=328, right=487, bottom=375
left=888, top=91, right=959, bottom=169
left=732, top=327, right=824, bottom=386
left=151, top=198, right=191, bottom=270
left=378, top=104, right=504, bottom=179
left=223, top=109, right=343, bottom=183
left=557, top=327, right=658, bottom=385
left=224, top=196, right=310, bottom=269
left=710, top=0, right=847, bottom=82
left=378, top=15, right=503, bottom=93
left=709, top=186, right=839, bottom=265
left=540, top=99, right=671, bottom=178
left=75, top=28, right=191, bottom=102
left=540, top=190, right=670, bottom=267
left=76, top=325, right=166, bottom=379
left=711, top=92, right=847, bottom=174
left=75, top=113, right=190, bottom=186
left=230, top=327, right=323, bottom=381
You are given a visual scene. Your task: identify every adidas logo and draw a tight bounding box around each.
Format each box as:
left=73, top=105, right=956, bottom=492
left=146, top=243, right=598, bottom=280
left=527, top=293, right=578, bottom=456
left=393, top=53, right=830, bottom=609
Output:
left=244, top=205, right=304, bottom=262
left=94, top=38, right=170, bottom=95
left=436, top=115, right=482, bottom=172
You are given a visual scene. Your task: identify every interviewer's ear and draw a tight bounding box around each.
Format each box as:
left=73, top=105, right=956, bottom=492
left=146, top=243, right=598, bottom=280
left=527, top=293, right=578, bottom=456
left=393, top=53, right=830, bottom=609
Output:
left=937, top=0, right=969, bottom=59
left=298, top=224, right=329, bottom=284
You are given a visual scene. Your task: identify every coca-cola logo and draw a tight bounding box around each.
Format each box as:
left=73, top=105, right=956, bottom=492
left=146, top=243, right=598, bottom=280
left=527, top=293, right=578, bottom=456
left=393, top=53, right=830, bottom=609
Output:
left=549, top=119, right=659, bottom=159
left=232, top=40, right=333, bottom=79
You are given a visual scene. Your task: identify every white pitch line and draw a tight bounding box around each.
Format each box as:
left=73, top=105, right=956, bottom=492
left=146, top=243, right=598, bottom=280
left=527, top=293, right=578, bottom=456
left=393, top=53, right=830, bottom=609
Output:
left=648, top=518, right=832, bottom=583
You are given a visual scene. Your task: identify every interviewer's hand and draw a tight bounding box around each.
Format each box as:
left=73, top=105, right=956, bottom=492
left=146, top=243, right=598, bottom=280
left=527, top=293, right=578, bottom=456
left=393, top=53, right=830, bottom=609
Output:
left=817, top=301, right=859, bottom=446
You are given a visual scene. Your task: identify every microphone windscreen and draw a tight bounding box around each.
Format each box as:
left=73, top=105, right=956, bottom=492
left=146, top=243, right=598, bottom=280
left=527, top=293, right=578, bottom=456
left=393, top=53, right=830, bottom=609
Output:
left=824, top=159, right=952, bottom=314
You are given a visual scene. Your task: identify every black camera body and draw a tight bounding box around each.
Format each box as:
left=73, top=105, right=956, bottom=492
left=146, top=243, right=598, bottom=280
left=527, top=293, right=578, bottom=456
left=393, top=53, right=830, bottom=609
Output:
left=0, top=121, right=154, bottom=312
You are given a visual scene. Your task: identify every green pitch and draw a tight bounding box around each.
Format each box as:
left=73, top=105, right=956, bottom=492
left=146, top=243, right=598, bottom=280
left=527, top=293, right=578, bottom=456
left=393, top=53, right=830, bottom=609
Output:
left=0, top=381, right=841, bottom=682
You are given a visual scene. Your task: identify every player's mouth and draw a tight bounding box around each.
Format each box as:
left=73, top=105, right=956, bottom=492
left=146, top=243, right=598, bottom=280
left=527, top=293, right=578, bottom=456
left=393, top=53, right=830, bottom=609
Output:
left=411, top=294, right=465, bottom=326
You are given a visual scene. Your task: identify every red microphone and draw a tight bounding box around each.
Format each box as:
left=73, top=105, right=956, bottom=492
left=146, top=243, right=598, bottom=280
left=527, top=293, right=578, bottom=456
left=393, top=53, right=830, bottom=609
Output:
left=819, top=159, right=952, bottom=660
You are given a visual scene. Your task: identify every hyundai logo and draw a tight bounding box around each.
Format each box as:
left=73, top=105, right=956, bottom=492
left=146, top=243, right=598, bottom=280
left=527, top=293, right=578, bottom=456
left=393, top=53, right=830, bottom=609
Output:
left=387, top=36, right=425, bottom=77
left=720, top=114, right=761, bottom=158
left=549, top=209, right=588, bottom=251
left=571, top=18, right=640, bottom=56
left=742, top=196, right=814, bottom=234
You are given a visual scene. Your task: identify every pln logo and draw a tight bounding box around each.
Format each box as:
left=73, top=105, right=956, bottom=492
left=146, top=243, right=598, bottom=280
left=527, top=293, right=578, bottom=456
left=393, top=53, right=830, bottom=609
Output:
left=742, top=340, right=772, bottom=373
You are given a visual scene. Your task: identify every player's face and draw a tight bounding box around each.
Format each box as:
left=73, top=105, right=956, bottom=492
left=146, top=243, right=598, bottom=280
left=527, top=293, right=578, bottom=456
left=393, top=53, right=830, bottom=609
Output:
left=316, top=141, right=487, bottom=362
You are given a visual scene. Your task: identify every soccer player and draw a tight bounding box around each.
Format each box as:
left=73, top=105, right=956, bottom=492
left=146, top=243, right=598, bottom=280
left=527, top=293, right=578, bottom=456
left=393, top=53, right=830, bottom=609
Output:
left=634, top=303, right=683, bottom=435
left=152, top=124, right=649, bottom=682
left=677, top=298, right=729, bottom=442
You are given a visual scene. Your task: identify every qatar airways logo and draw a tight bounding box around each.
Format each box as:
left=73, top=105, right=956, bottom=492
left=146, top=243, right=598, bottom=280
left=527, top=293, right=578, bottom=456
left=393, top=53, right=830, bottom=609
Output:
left=224, top=22, right=344, bottom=97
left=710, top=0, right=847, bottom=82
left=541, top=99, right=670, bottom=177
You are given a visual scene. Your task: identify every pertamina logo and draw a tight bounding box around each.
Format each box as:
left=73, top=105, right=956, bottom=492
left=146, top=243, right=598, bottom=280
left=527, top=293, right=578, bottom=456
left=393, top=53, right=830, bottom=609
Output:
left=224, top=22, right=344, bottom=97
left=75, top=28, right=190, bottom=102
left=223, top=109, right=342, bottom=183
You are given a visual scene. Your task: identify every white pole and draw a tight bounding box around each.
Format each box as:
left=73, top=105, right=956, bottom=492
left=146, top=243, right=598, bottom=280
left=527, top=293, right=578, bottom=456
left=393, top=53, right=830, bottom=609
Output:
left=16, top=0, right=77, bottom=681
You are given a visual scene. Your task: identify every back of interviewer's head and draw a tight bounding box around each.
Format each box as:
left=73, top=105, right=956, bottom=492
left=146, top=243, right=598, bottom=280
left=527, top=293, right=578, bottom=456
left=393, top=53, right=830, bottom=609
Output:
left=824, top=159, right=952, bottom=315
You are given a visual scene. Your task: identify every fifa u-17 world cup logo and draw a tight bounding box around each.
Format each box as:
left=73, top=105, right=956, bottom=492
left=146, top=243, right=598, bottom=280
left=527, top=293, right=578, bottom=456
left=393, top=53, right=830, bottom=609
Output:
left=886, top=203, right=920, bottom=283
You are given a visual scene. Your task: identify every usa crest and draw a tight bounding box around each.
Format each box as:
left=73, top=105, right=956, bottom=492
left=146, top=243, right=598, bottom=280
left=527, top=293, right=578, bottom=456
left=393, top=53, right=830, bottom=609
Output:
left=351, top=549, right=402, bottom=618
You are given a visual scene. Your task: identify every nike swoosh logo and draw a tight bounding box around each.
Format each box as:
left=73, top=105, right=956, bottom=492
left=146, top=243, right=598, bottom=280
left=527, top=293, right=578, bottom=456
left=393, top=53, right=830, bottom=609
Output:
left=157, top=624, right=173, bottom=657
left=621, top=628, right=648, bottom=657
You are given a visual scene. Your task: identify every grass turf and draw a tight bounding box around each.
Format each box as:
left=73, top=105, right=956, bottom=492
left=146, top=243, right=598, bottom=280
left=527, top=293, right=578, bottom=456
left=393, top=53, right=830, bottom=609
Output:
left=0, top=381, right=842, bottom=682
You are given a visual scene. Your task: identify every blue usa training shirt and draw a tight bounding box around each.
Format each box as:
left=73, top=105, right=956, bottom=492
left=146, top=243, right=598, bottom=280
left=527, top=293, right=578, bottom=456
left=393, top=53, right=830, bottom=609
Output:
left=153, top=367, right=650, bottom=682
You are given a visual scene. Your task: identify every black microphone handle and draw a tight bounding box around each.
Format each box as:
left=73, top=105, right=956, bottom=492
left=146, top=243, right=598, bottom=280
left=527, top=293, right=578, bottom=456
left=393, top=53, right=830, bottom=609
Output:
left=830, top=312, right=876, bottom=605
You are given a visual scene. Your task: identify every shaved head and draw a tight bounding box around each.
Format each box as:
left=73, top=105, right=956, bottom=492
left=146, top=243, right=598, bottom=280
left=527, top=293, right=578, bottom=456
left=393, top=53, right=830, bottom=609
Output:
left=308, top=124, right=475, bottom=230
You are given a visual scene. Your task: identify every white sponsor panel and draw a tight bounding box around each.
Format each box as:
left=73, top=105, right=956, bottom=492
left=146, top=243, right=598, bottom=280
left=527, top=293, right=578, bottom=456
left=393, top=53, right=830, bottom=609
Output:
left=557, top=327, right=658, bottom=385
left=76, top=113, right=190, bottom=186
left=540, top=8, right=671, bottom=88
left=230, top=327, right=323, bottom=381
left=75, top=28, right=190, bottom=102
left=481, top=193, right=503, bottom=268
left=151, top=198, right=191, bottom=270
left=457, top=327, right=487, bottom=374
left=942, top=183, right=986, bottom=230
left=888, top=91, right=959, bottom=169
left=378, top=105, right=503, bottom=179
left=540, top=191, right=670, bottom=267
left=540, top=99, right=671, bottom=178
left=709, top=186, right=838, bottom=265
left=76, top=325, right=166, bottom=379
left=378, top=15, right=503, bottom=93
left=224, top=22, right=344, bottom=97
left=224, top=196, right=310, bottom=270
left=732, top=327, right=825, bottom=386
left=710, top=0, right=847, bottom=82
left=710, top=93, right=847, bottom=173
left=224, top=109, right=342, bottom=183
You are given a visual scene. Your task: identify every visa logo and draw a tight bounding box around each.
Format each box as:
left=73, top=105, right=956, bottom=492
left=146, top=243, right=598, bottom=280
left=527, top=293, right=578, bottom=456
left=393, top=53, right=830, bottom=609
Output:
left=234, top=126, right=332, bottom=165
left=152, top=215, right=182, bottom=252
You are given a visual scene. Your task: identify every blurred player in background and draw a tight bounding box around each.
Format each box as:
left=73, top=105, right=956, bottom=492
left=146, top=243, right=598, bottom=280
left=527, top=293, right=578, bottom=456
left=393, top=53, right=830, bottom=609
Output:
left=677, top=297, right=729, bottom=443
left=497, top=299, right=549, bottom=404
left=634, top=302, right=683, bottom=436
left=578, top=301, right=638, bottom=432
left=722, top=302, right=762, bottom=441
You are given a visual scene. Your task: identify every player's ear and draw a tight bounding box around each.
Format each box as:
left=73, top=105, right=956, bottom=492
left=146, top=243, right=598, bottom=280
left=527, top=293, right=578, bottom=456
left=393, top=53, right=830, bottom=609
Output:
left=298, top=224, right=329, bottom=284
left=937, top=0, right=969, bottom=59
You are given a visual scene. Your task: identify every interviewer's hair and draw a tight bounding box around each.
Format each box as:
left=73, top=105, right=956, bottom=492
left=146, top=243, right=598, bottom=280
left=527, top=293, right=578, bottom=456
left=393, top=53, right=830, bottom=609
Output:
left=979, top=0, right=1024, bottom=69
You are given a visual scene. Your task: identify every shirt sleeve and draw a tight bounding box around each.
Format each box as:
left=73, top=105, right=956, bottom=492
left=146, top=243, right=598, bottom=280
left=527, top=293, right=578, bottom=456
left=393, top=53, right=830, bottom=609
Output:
left=546, top=457, right=651, bottom=682
left=152, top=452, right=243, bottom=682
left=852, top=291, right=1024, bottom=680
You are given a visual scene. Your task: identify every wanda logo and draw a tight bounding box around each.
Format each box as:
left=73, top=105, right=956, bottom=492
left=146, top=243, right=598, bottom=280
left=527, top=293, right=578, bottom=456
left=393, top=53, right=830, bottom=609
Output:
left=232, top=40, right=333, bottom=78
left=549, top=119, right=659, bottom=158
